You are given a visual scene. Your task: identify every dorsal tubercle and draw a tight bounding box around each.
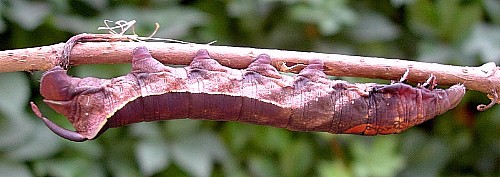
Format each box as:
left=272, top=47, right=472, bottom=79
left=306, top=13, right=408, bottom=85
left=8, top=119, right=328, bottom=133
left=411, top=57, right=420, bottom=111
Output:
left=246, top=54, right=283, bottom=79
left=193, top=49, right=211, bottom=61
left=132, top=46, right=171, bottom=73
left=189, top=49, right=229, bottom=72
left=298, top=59, right=327, bottom=80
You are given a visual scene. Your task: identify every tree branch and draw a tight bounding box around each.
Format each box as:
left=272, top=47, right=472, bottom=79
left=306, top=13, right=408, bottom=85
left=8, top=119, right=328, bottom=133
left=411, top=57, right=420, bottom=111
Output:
left=1, top=34, right=499, bottom=98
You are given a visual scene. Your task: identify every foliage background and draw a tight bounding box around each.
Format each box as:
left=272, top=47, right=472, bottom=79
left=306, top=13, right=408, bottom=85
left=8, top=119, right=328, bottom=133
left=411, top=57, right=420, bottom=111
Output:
left=0, top=0, right=499, bottom=176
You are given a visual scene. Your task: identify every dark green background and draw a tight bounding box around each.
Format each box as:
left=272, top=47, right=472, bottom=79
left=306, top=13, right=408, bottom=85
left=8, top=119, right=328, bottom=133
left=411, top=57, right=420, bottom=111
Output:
left=0, top=0, right=499, bottom=176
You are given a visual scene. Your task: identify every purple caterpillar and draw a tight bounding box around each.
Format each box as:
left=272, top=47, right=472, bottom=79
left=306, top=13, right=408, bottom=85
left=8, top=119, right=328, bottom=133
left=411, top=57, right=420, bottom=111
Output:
left=31, top=46, right=466, bottom=142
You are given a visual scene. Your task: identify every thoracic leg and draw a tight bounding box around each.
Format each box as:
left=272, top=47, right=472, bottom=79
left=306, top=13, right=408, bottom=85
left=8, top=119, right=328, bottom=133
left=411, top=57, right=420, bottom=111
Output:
left=420, top=74, right=437, bottom=90
left=396, top=68, right=410, bottom=83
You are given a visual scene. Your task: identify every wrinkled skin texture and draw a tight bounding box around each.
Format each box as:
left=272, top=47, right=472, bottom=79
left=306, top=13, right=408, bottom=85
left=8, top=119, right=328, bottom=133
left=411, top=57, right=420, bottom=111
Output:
left=33, top=46, right=466, bottom=141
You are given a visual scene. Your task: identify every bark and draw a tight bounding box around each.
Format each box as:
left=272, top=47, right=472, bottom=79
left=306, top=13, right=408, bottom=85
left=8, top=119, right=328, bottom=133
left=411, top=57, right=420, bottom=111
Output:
left=0, top=34, right=498, bottom=97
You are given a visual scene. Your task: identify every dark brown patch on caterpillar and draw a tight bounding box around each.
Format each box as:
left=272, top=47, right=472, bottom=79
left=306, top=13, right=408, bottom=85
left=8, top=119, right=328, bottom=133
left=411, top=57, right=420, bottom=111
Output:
left=31, top=46, right=466, bottom=141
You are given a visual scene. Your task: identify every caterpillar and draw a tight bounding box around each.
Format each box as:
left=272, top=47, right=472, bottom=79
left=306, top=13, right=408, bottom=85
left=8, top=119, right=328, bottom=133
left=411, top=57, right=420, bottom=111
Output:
left=30, top=46, right=466, bottom=142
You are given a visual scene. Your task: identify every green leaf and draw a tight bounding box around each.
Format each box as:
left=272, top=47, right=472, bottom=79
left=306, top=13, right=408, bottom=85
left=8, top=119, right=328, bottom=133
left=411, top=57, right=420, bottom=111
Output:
left=81, top=0, right=107, bottom=11
left=463, top=24, right=500, bottom=63
left=221, top=122, right=256, bottom=151
left=65, top=140, right=104, bottom=159
left=0, top=72, right=29, bottom=112
left=55, top=5, right=207, bottom=37
left=130, top=122, right=163, bottom=139
left=280, top=139, right=314, bottom=177
left=290, top=0, right=356, bottom=35
left=416, top=40, right=455, bottom=63
left=0, top=72, right=33, bottom=149
left=484, top=0, right=500, bottom=24
left=171, top=132, right=227, bottom=177
left=248, top=155, right=280, bottom=177
left=135, top=139, right=170, bottom=176
left=53, top=15, right=104, bottom=34
left=5, top=124, right=62, bottom=161
left=0, top=161, right=31, bottom=177
left=407, top=0, right=438, bottom=37
left=348, top=11, right=400, bottom=42
left=390, top=0, right=414, bottom=8
left=106, top=156, right=142, bottom=177
left=318, top=160, right=351, bottom=177
left=408, top=0, right=482, bottom=43
left=72, top=64, right=131, bottom=79
left=253, top=128, right=292, bottom=152
left=435, top=0, right=482, bottom=43
left=399, top=138, right=451, bottom=177
left=165, top=119, right=203, bottom=137
left=226, top=0, right=256, bottom=17
left=102, top=6, right=208, bottom=38
left=5, top=0, right=50, bottom=30
left=446, top=1, right=482, bottom=43
left=400, top=130, right=428, bottom=157
left=351, top=136, right=405, bottom=177
left=0, top=1, right=5, bottom=33
left=34, top=158, right=105, bottom=177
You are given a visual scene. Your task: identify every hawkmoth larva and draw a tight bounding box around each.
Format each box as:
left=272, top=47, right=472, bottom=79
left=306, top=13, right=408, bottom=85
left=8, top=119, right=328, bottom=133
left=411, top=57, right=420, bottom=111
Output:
left=31, top=46, right=466, bottom=142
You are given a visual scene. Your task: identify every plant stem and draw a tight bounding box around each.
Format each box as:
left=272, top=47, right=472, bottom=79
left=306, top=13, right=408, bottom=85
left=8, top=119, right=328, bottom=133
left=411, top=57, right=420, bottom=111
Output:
left=0, top=34, right=498, bottom=96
